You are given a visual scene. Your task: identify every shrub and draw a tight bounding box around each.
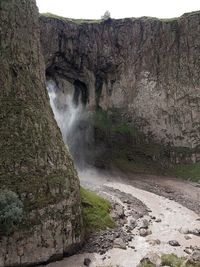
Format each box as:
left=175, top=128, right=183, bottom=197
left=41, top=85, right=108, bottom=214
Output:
left=0, top=190, right=23, bottom=236
left=101, top=10, right=111, bottom=20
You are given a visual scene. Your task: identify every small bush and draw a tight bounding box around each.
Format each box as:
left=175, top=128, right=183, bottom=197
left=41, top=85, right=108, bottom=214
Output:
left=0, top=190, right=23, bottom=235
left=101, top=10, right=111, bottom=20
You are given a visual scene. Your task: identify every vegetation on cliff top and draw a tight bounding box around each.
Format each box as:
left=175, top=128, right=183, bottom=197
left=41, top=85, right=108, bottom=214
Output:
left=80, top=187, right=115, bottom=233
left=41, top=13, right=101, bottom=24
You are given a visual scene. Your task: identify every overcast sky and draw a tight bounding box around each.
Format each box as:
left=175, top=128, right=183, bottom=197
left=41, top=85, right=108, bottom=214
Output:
left=36, top=0, right=200, bottom=19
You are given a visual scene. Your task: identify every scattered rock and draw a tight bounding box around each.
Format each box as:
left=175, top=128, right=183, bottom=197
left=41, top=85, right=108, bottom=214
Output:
left=179, top=227, right=189, bottom=234
left=191, top=249, right=200, bottom=262
left=189, top=228, right=200, bottom=236
left=139, top=229, right=152, bottom=237
left=168, top=240, right=180, bottom=247
left=184, top=235, right=192, bottom=240
left=113, top=238, right=127, bottom=249
left=140, top=253, right=161, bottom=266
left=147, top=239, right=161, bottom=246
left=140, top=219, right=150, bottom=229
left=184, top=247, right=193, bottom=254
left=147, top=208, right=152, bottom=213
left=84, top=258, right=91, bottom=266
left=130, top=218, right=137, bottom=228
left=155, top=218, right=162, bottom=223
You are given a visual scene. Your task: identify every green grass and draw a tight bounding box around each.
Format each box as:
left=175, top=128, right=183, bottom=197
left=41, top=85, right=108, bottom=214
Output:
left=138, top=262, right=155, bottom=267
left=138, top=254, right=200, bottom=267
left=161, top=254, right=199, bottom=267
left=80, top=187, right=115, bottom=233
left=41, top=13, right=101, bottom=24
left=171, top=163, right=200, bottom=182
left=112, top=157, right=163, bottom=175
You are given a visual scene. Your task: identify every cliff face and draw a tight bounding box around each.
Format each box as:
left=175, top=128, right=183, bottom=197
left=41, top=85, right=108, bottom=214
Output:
left=40, top=12, right=200, bottom=163
left=0, top=1, right=83, bottom=266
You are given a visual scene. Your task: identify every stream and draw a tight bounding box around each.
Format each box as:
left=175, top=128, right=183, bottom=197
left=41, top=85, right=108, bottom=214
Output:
left=44, top=169, right=200, bottom=267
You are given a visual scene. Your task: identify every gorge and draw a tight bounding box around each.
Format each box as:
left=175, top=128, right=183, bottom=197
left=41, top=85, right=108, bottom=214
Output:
left=0, top=0, right=200, bottom=266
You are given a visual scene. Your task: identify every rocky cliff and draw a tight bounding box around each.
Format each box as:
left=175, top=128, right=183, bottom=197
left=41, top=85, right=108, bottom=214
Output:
left=40, top=12, right=200, bottom=164
left=0, top=1, right=83, bottom=266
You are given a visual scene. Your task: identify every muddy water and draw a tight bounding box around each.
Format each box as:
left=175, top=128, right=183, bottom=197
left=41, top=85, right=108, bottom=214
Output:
left=45, top=171, right=200, bottom=267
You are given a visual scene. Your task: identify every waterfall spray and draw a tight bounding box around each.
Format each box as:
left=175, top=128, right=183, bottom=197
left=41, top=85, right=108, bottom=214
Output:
left=47, top=80, right=93, bottom=170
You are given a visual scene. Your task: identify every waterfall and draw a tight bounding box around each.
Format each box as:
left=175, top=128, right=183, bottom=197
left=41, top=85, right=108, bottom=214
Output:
left=47, top=80, right=93, bottom=170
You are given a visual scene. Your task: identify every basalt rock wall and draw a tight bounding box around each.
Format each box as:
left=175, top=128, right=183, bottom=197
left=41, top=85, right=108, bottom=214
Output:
left=0, top=1, right=83, bottom=266
left=40, top=12, right=200, bottom=163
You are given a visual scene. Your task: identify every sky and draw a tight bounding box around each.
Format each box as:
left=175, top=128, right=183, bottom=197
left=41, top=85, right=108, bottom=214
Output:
left=36, top=0, right=200, bottom=20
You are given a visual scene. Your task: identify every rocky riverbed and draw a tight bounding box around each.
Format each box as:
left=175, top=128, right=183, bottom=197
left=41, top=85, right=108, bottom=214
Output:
left=43, top=169, right=200, bottom=267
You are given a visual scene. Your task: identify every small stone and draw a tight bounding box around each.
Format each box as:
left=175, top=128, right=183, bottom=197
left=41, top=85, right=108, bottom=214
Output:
left=191, top=249, right=200, bottom=262
left=189, top=228, right=200, bottom=236
left=130, top=218, right=137, bottom=227
left=127, top=236, right=133, bottom=242
left=147, top=239, right=161, bottom=246
left=179, top=227, right=189, bottom=234
left=140, top=219, right=150, bottom=229
left=139, top=229, right=152, bottom=237
left=184, top=248, right=193, bottom=254
left=155, top=218, right=162, bottom=223
left=113, top=238, right=127, bottom=249
left=140, top=253, right=161, bottom=266
left=168, top=240, right=180, bottom=247
left=84, top=258, right=91, bottom=266
left=184, top=235, right=192, bottom=240
left=115, top=204, right=125, bottom=219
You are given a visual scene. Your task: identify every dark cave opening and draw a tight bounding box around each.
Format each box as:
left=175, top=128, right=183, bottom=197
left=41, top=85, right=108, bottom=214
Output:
left=73, top=80, right=89, bottom=106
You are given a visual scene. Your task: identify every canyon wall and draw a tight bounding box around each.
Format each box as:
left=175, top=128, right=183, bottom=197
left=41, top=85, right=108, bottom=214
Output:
left=40, top=12, right=200, bottom=163
left=0, top=1, right=83, bottom=266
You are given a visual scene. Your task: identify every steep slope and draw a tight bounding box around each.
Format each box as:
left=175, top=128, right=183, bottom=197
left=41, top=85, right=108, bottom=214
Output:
left=40, top=12, right=200, bottom=164
left=0, top=1, right=83, bottom=266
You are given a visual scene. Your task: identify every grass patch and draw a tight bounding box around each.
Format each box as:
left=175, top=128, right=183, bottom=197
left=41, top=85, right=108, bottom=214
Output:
left=139, top=262, right=155, bottom=267
left=80, top=187, right=115, bottom=233
left=170, top=163, right=200, bottom=182
left=161, top=254, right=199, bottom=267
left=138, top=254, right=200, bottom=267
left=112, top=157, right=163, bottom=175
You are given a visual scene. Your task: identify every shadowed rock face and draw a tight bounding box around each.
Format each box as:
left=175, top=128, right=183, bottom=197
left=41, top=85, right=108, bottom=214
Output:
left=0, top=1, right=83, bottom=266
left=40, top=12, right=200, bottom=163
